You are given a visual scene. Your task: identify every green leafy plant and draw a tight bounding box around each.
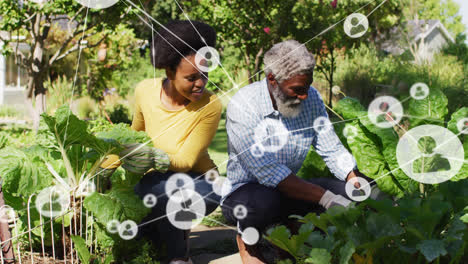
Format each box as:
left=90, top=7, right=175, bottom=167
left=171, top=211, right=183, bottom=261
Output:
left=266, top=180, right=468, bottom=264
left=332, top=90, right=467, bottom=197
left=268, top=87, right=467, bottom=263
left=0, top=105, right=152, bottom=260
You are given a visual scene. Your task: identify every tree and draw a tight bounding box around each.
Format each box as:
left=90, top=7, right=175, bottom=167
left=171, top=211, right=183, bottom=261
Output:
left=415, top=0, right=465, bottom=37
left=292, top=0, right=402, bottom=107
left=397, top=0, right=465, bottom=65
left=0, top=0, right=135, bottom=130
left=184, top=0, right=296, bottom=84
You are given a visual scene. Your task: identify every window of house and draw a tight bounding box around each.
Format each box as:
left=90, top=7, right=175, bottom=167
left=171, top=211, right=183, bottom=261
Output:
left=5, top=42, right=30, bottom=89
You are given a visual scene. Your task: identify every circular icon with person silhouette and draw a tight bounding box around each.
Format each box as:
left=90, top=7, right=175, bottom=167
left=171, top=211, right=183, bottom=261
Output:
left=313, top=116, right=332, bottom=134
left=254, top=118, right=289, bottom=153
left=195, top=46, right=220, bottom=72
left=343, top=125, right=359, bottom=143
left=233, top=204, right=248, bottom=220
left=456, top=118, right=468, bottom=135
left=205, top=169, right=219, bottom=184
left=166, top=189, right=206, bottom=230
left=107, top=219, right=120, bottom=234
left=344, top=13, right=369, bottom=38
left=250, top=143, right=266, bottom=158
left=397, top=125, right=464, bottom=184
left=368, top=96, right=403, bottom=128
left=410, top=83, right=430, bottom=100
left=36, top=185, right=70, bottom=218
left=165, top=173, right=195, bottom=203
left=143, top=194, right=157, bottom=208
left=118, top=220, right=138, bottom=240
left=345, top=176, right=371, bottom=202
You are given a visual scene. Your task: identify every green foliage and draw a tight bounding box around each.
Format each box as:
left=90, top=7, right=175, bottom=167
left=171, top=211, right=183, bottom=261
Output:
left=333, top=86, right=466, bottom=197
left=411, top=0, right=466, bottom=37
left=106, top=104, right=132, bottom=125
left=83, top=188, right=150, bottom=225
left=76, top=96, right=100, bottom=120
left=71, top=235, right=91, bottom=264
left=0, top=146, right=53, bottom=197
left=266, top=180, right=468, bottom=264
left=0, top=106, right=155, bottom=261
left=0, top=105, right=22, bottom=118
left=443, top=34, right=468, bottom=65
left=335, top=44, right=467, bottom=114
left=83, top=24, right=141, bottom=101
left=408, top=88, right=448, bottom=128
left=110, top=50, right=164, bottom=99
left=44, top=75, right=75, bottom=114
left=0, top=0, right=137, bottom=116
left=297, top=149, right=333, bottom=180
left=94, top=123, right=152, bottom=146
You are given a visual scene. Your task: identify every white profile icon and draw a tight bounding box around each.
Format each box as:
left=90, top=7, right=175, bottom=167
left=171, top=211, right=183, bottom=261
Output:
left=344, top=13, right=369, bottom=38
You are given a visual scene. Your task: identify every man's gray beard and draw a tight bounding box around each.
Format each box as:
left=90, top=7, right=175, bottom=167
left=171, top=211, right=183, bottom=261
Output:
left=271, top=85, right=303, bottom=118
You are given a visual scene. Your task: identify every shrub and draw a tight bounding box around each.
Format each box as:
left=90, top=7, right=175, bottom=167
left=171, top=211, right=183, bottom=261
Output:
left=266, top=180, right=468, bottom=264
left=107, top=104, right=132, bottom=125
left=0, top=106, right=154, bottom=261
left=75, top=96, right=99, bottom=120
left=333, top=44, right=467, bottom=115
left=0, top=105, right=22, bottom=118
left=44, top=75, right=76, bottom=114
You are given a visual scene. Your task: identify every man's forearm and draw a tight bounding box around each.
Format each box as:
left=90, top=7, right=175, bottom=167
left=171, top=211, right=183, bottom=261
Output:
left=277, top=173, right=326, bottom=203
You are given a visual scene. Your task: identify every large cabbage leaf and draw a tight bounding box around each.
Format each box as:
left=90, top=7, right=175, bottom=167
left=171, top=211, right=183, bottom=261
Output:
left=408, top=88, right=448, bottom=128
left=0, top=146, right=54, bottom=198
left=83, top=187, right=150, bottom=225
left=344, top=121, right=403, bottom=197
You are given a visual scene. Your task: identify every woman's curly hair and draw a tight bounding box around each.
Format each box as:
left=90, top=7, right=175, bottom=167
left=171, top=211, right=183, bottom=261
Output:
left=150, top=20, right=216, bottom=71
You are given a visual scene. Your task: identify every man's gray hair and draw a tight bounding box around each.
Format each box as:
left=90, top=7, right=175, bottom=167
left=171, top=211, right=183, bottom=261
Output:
left=263, top=40, right=316, bottom=83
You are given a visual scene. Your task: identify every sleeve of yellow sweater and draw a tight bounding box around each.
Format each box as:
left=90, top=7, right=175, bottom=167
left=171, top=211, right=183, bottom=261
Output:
left=101, top=82, right=148, bottom=170
left=131, top=83, right=146, bottom=132
left=168, top=101, right=222, bottom=172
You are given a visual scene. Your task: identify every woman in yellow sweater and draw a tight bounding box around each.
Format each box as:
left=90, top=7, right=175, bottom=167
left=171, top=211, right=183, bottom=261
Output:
left=133, top=20, right=222, bottom=264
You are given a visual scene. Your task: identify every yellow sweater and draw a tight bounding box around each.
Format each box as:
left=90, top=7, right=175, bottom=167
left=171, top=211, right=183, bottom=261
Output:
left=129, top=78, right=222, bottom=173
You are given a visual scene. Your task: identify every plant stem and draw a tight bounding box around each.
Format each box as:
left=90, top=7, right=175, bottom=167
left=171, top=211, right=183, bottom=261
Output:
left=56, top=131, right=76, bottom=187
left=324, top=104, right=345, bottom=121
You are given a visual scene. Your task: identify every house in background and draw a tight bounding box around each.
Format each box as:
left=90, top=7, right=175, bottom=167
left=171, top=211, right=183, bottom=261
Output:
left=381, top=19, right=455, bottom=63
left=0, top=14, right=77, bottom=120
left=0, top=30, right=29, bottom=117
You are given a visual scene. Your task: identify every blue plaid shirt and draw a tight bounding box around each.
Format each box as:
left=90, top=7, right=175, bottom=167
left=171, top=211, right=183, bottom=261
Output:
left=222, top=78, right=357, bottom=202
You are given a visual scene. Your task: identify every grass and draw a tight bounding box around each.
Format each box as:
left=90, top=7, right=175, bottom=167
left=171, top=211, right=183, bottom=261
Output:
left=0, top=125, right=35, bottom=148
left=0, top=105, right=23, bottom=119
left=208, top=112, right=229, bottom=176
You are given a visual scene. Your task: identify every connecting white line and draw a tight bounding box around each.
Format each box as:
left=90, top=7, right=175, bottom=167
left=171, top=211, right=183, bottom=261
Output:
left=172, top=0, right=237, bottom=87
left=36, top=0, right=462, bottom=237
left=367, top=0, right=388, bottom=17
left=63, top=6, right=90, bottom=148
left=235, top=0, right=381, bottom=87
left=82, top=0, right=390, bottom=186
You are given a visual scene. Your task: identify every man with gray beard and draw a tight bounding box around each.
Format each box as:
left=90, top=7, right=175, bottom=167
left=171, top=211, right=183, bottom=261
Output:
left=221, top=40, right=377, bottom=263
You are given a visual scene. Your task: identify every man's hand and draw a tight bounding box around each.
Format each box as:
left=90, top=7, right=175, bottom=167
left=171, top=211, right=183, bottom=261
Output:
left=319, top=190, right=352, bottom=209
left=277, top=173, right=326, bottom=203
left=346, top=170, right=361, bottom=188
left=346, top=170, right=387, bottom=200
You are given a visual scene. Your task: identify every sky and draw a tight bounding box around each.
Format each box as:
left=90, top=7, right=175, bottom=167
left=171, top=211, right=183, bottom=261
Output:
left=454, top=0, right=468, bottom=40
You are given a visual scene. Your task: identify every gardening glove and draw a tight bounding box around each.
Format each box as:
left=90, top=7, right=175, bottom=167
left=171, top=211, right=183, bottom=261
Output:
left=99, top=154, right=121, bottom=178
left=369, top=184, right=389, bottom=201
left=319, top=190, right=352, bottom=210
left=119, top=143, right=170, bottom=174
